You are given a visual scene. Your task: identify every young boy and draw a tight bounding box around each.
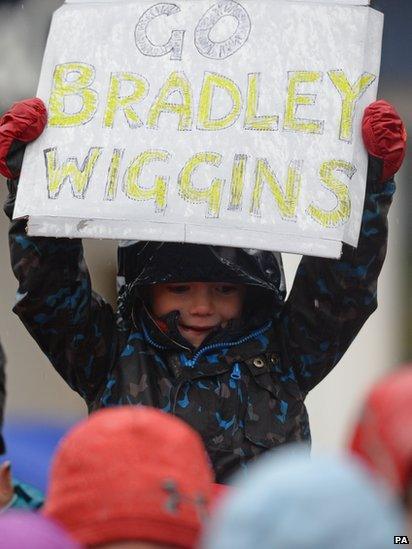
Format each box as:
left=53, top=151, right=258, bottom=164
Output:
left=0, top=98, right=406, bottom=482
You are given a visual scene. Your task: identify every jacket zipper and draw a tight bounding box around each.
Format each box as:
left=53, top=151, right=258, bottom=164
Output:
left=143, top=320, right=273, bottom=364
left=141, top=310, right=191, bottom=352
left=185, top=320, right=273, bottom=368
left=144, top=320, right=273, bottom=412
left=172, top=380, right=185, bottom=414
left=141, top=321, right=192, bottom=352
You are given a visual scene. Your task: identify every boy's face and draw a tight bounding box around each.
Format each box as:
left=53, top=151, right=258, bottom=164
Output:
left=151, top=282, right=245, bottom=348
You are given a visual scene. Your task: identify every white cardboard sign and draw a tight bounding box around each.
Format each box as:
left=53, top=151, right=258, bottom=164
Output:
left=15, top=0, right=383, bottom=258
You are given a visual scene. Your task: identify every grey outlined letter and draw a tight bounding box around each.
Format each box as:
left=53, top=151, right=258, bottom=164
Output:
left=195, top=0, right=251, bottom=60
left=135, top=3, right=185, bottom=60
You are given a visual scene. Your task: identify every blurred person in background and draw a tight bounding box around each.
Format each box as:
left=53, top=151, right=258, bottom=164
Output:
left=43, top=406, right=214, bottom=549
left=0, top=510, right=81, bottom=549
left=406, top=468, right=412, bottom=541
left=0, top=339, right=5, bottom=456
left=0, top=338, right=44, bottom=512
left=349, top=363, right=412, bottom=539
left=0, top=459, right=44, bottom=512
left=201, top=446, right=406, bottom=549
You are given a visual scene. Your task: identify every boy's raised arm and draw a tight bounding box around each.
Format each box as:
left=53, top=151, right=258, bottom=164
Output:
left=1, top=99, right=117, bottom=406
left=281, top=101, right=406, bottom=393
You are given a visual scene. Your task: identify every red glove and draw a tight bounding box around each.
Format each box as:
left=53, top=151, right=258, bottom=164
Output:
left=362, top=99, right=407, bottom=183
left=0, top=98, right=47, bottom=180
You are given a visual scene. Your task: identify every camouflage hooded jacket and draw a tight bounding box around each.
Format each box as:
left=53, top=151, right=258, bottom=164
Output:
left=5, top=157, right=394, bottom=482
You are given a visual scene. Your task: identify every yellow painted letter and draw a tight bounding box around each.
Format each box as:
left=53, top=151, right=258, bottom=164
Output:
left=104, top=73, right=149, bottom=128
left=244, top=73, right=278, bottom=131
left=307, top=160, right=354, bottom=227
left=250, top=159, right=302, bottom=219
left=228, top=154, right=247, bottom=210
left=147, top=71, right=193, bottom=130
left=104, top=149, right=124, bottom=201
left=49, top=63, right=98, bottom=127
left=178, top=152, right=223, bottom=217
left=284, top=71, right=323, bottom=134
left=123, top=150, right=169, bottom=212
left=45, top=147, right=102, bottom=199
left=197, top=72, right=242, bottom=131
left=328, top=70, right=376, bottom=142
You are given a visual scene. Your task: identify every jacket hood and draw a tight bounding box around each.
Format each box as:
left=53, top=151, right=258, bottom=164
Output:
left=116, top=242, right=286, bottom=349
left=117, top=241, right=286, bottom=324
left=118, top=241, right=285, bottom=296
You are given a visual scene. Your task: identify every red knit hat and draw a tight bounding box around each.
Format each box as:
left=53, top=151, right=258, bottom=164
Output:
left=43, top=407, right=214, bottom=548
left=349, top=364, right=412, bottom=495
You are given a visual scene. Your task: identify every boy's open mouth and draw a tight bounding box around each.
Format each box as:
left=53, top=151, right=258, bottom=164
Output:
left=179, top=324, right=217, bottom=333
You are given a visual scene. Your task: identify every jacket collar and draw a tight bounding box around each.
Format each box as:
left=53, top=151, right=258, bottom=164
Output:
left=136, top=303, right=266, bottom=354
left=136, top=305, right=274, bottom=376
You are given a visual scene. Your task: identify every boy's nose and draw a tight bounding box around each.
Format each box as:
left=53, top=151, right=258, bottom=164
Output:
left=189, top=288, right=214, bottom=316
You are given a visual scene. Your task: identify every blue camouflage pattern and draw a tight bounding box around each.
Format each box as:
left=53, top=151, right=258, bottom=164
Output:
left=4, top=156, right=394, bottom=482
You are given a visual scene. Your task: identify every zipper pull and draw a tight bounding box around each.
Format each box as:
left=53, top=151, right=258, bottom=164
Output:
left=230, top=363, right=241, bottom=380
left=180, top=353, right=195, bottom=368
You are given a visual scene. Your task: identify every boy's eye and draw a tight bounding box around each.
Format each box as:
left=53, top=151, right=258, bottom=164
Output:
left=216, top=285, right=238, bottom=295
left=167, top=285, right=190, bottom=294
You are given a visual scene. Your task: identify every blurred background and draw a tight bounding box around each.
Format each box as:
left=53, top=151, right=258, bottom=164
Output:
left=0, top=0, right=410, bottom=491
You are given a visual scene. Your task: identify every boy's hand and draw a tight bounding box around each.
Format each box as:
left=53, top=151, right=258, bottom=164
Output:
left=0, top=98, right=47, bottom=180
left=362, top=100, right=407, bottom=183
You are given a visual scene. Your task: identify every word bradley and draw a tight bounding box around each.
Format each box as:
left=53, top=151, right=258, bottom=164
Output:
left=49, top=63, right=375, bottom=143
left=44, top=146, right=353, bottom=229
